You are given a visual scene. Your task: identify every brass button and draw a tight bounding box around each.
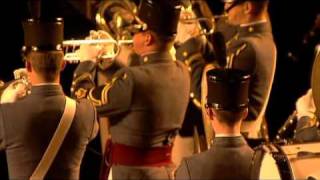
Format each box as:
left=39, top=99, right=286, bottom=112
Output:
left=143, top=57, right=148, bottom=63
left=183, top=51, right=188, bottom=57
left=248, top=27, right=254, bottom=32
left=190, top=92, right=194, bottom=98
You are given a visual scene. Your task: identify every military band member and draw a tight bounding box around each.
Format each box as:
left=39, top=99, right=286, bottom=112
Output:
left=175, top=69, right=254, bottom=179
left=71, top=0, right=190, bottom=179
left=0, top=18, right=98, bottom=179
left=175, top=0, right=276, bottom=147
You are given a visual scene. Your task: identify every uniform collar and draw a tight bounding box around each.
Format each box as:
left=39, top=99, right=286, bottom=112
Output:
left=30, top=84, right=64, bottom=96
left=238, top=21, right=271, bottom=36
left=211, top=136, right=247, bottom=148
left=140, top=51, right=173, bottom=64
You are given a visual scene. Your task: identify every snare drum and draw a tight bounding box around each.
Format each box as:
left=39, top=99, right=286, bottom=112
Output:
left=253, top=142, right=320, bottom=180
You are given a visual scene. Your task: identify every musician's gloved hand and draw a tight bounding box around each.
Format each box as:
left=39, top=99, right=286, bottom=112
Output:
left=77, top=30, right=114, bottom=63
left=296, top=89, right=316, bottom=119
left=0, top=81, right=28, bottom=104
left=13, top=68, right=28, bottom=81
left=175, top=8, right=201, bottom=44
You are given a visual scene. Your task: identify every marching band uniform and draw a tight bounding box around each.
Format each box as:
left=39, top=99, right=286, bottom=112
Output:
left=175, top=136, right=253, bottom=180
left=175, top=69, right=254, bottom=179
left=176, top=5, right=276, bottom=140
left=0, top=19, right=98, bottom=179
left=72, top=0, right=190, bottom=179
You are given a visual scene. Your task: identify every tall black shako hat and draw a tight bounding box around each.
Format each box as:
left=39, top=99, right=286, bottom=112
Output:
left=136, top=0, right=182, bottom=37
left=22, top=18, right=64, bottom=53
left=206, top=69, right=250, bottom=111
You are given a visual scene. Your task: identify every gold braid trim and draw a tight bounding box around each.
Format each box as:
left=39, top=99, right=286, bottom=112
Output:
left=73, top=72, right=93, bottom=86
left=236, top=43, right=247, bottom=56
left=192, top=98, right=202, bottom=109
left=88, top=88, right=102, bottom=106
left=101, top=73, right=127, bottom=105
left=226, top=53, right=235, bottom=68
left=226, top=33, right=239, bottom=48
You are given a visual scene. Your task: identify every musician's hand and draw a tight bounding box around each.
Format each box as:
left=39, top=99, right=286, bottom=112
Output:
left=175, top=10, right=201, bottom=44
left=77, top=30, right=114, bottom=62
left=13, top=68, right=28, bottom=80
left=0, top=81, right=28, bottom=104
left=296, top=89, right=316, bottom=119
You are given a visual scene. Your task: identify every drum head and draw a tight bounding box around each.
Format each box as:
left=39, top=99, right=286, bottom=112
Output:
left=280, top=142, right=320, bottom=179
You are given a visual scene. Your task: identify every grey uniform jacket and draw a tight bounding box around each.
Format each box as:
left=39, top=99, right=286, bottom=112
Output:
left=229, top=22, right=276, bottom=121
left=72, top=52, right=190, bottom=179
left=73, top=52, right=190, bottom=147
left=175, top=22, right=276, bottom=138
left=175, top=136, right=254, bottom=180
left=0, top=85, right=97, bottom=179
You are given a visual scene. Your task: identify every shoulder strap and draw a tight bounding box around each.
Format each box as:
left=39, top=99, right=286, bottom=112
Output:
left=250, top=145, right=265, bottom=180
left=30, top=97, right=77, bottom=180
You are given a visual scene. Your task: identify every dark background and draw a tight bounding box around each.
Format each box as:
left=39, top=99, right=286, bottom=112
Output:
left=0, top=0, right=319, bottom=178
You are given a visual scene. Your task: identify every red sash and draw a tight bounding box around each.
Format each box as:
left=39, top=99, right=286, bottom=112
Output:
left=99, top=141, right=173, bottom=180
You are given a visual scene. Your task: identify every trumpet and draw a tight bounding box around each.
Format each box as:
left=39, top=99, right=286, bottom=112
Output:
left=63, top=38, right=133, bottom=63
left=179, top=15, right=227, bottom=36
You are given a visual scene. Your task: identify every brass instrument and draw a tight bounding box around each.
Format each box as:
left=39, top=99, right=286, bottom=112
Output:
left=0, top=68, right=30, bottom=104
left=95, top=0, right=137, bottom=40
left=63, top=37, right=133, bottom=63
left=177, top=1, right=228, bottom=151
left=89, top=0, right=138, bottom=157
left=63, top=0, right=138, bottom=66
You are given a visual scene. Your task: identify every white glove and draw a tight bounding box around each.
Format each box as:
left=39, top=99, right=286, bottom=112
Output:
left=13, top=68, right=28, bottom=80
left=175, top=9, right=201, bottom=44
left=77, top=30, right=115, bottom=62
left=0, top=80, right=28, bottom=104
left=296, top=89, right=316, bottom=119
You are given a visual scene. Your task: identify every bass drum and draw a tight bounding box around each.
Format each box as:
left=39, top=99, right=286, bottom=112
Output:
left=253, top=142, right=320, bottom=180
